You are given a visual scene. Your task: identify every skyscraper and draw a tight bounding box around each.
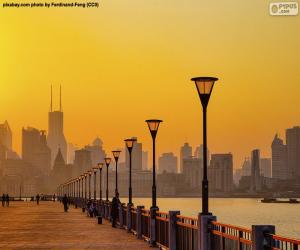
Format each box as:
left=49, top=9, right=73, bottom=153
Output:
left=260, top=158, right=271, bottom=178
left=271, top=134, right=288, bottom=180
left=180, top=143, right=192, bottom=173
left=47, top=85, right=67, bottom=167
left=73, top=149, right=92, bottom=177
left=158, top=152, right=178, bottom=174
left=251, top=149, right=261, bottom=192
left=0, top=120, right=12, bottom=151
left=194, top=144, right=210, bottom=162
left=142, top=151, right=148, bottom=170
left=84, top=137, right=106, bottom=167
left=286, top=126, right=300, bottom=178
left=22, top=127, right=51, bottom=175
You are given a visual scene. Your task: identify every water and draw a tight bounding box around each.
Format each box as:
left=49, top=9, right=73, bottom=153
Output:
left=119, top=197, right=300, bottom=239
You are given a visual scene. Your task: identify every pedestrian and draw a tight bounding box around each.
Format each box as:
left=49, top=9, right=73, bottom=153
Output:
left=1, top=194, right=5, bottom=207
left=111, top=191, right=120, bottom=228
left=5, top=194, right=9, bottom=207
left=53, top=194, right=56, bottom=202
left=62, top=194, right=68, bottom=212
left=36, top=194, right=40, bottom=205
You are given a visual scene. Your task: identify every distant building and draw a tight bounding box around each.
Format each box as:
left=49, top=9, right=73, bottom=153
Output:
left=158, top=152, right=178, bottom=174
left=22, top=127, right=51, bottom=175
left=0, top=120, right=12, bottom=150
left=260, top=158, right=271, bottom=178
left=272, top=134, right=288, bottom=180
left=142, top=151, right=148, bottom=170
left=194, top=144, right=210, bottom=162
left=73, top=149, right=92, bottom=177
left=84, top=137, right=106, bottom=167
left=125, top=138, right=142, bottom=172
left=286, top=126, right=300, bottom=178
left=67, top=143, right=78, bottom=164
left=47, top=85, right=67, bottom=167
left=233, top=168, right=242, bottom=186
left=180, top=143, right=192, bottom=173
left=251, top=149, right=261, bottom=192
left=209, top=153, right=233, bottom=193
left=241, top=157, right=251, bottom=176
left=182, top=157, right=202, bottom=189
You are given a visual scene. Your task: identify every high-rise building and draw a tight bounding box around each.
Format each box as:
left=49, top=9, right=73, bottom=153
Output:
left=251, top=149, right=261, bottom=192
left=182, top=157, right=202, bottom=189
left=158, top=152, right=178, bottom=174
left=22, top=127, right=51, bottom=175
left=142, top=151, right=148, bottom=170
left=271, top=134, right=288, bottom=180
left=209, top=153, right=233, bottom=193
left=0, top=120, right=12, bottom=151
left=180, top=143, right=192, bottom=173
left=241, top=157, right=251, bottom=176
left=286, top=126, right=300, bottom=178
left=73, top=149, right=92, bottom=177
left=67, top=143, right=78, bottom=164
left=47, top=85, right=67, bottom=167
left=260, top=158, right=271, bottom=178
left=84, top=137, right=106, bottom=167
left=125, top=138, right=142, bottom=172
left=194, top=144, right=210, bottom=162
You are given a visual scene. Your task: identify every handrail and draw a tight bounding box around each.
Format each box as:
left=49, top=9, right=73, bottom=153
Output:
left=270, top=234, right=300, bottom=245
left=211, top=221, right=252, bottom=233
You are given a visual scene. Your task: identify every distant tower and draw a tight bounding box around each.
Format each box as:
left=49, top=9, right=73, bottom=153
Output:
left=272, top=134, right=288, bottom=180
left=180, top=143, right=192, bottom=173
left=47, top=85, right=67, bottom=167
left=251, top=149, right=261, bottom=192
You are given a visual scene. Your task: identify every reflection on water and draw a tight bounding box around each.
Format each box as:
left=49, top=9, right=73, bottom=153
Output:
left=119, top=197, right=300, bottom=239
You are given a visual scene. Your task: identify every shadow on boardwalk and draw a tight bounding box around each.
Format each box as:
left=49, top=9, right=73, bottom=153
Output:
left=0, top=202, right=152, bottom=249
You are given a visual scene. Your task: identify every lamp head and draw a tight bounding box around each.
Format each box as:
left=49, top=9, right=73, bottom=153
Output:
left=112, top=150, right=121, bottom=162
left=104, top=157, right=112, bottom=167
left=125, top=138, right=137, bottom=152
left=145, top=119, right=163, bottom=139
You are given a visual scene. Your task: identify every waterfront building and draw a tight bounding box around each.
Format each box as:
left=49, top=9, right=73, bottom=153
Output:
left=73, top=148, right=92, bottom=177
left=272, top=134, right=288, bottom=180
left=47, top=85, right=67, bottom=167
left=194, top=144, right=210, bottom=162
left=0, top=120, right=12, bottom=151
left=251, top=149, right=261, bottom=192
left=84, top=137, right=106, bottom=167
left=241, top=157, right=251, bottom=176
left=22, top=127, right=51, bottom=175
left=260, top=158, right=271, bottom=178
left=180, top=143, right=192, bottom=173
left=142, top=151, right=148, bottom=170
left=158, top=152, right=178, bottom=174
left=209, top=153, right=233, bottom=193
left=182, top=157, right=202, bottom=190
left=286, top=126, right=300, bottom=179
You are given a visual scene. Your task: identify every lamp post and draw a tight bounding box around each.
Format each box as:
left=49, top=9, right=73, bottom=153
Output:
left=191, top=76, right=218, bottom=215
left=146, top=119, right=162, bottom=247
left=93, top=167, right=98, bottom=200
left=88, top=171, right=92, bottom=200
left=112, top=150, right=121, bottom=194
left=104, top=158, right=111, bottom=201
left=81, top=175, right=84, bottom=200
left=124, top=138, right=136, bottom=205
left=84, top=173, right=88, bottom=201
left=98, top=163, right=104, bottom=200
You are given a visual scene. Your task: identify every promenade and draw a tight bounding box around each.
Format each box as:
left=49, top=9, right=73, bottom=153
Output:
left=0, top=201, right=151, bottom=249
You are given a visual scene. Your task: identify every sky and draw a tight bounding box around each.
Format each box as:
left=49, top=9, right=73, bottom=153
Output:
left=0, top=0, right=299, bottom=169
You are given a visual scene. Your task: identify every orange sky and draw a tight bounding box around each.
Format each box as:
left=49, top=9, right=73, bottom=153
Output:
left=0, top=0, right=299, bottom=169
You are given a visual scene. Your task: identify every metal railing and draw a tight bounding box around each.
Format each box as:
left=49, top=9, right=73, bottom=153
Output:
left=131, top=207, right=137, bottom=233
left=156, top=211, right=169, bottom=249
left=210, top=221, right=252, bottom=250
left=141, top=208, right=150, bottom=240
left=122, top=206, right=127, bottom=228
left=176, top=215, right=198, bottom=250
left=268, top=234, right=300, bottom=250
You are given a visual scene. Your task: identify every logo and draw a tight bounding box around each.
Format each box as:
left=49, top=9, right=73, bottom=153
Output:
left=269, top=2, right=298, bottom=15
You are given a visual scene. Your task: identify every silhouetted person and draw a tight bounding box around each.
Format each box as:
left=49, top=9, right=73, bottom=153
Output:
left=53, top=194, right=56, bottom=202
left=111, top=192, right=120, bottom=228
left=5, top=194, right=9, bottom=207
left=36, top=194, right=40, bottom=205
left=2, top=194, right=5, bottom=207
left=62, top=194, right=68, bottom=212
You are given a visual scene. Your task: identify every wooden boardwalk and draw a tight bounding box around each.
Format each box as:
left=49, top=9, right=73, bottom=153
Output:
left=0, top=201, right=152, bottom=249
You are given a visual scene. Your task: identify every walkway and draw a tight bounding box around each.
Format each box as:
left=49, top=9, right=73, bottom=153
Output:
left=0, top=201, right=150, bottom=249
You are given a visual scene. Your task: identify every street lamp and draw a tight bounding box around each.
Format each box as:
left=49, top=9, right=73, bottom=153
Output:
left=88, top=171, right=92, bottom=200
left=124, top=138, right=137, bottom=205
left=84, top=173, right=88, bottom=201
left=146, top=119, right=162, bottom=247
left=191, top=76, right=218, bottom=215
left=93, top=167, right=98, bottom=200
left=112, top=150, right=121, bottom=194
left=98, top=163, right=104, bottom=200
left=104, top=157, right=112, bottom=201
left=80, top=175, right=84, bottom=200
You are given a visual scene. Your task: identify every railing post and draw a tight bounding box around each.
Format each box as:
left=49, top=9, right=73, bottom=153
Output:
left=168, top=211, right=180, bottom=250
left=119, top=203, right=124, bottom=228
left=198, top=213, right=217, bottom=250
left=150, top=207, right=159, bottom=246
left=136, top=205, right=144, bottom=239
left=251, top=225, right=275, bottom=250
left=127, top=203, right=132, bottom=232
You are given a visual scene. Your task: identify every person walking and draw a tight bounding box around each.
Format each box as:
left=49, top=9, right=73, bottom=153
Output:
left=2, top=194, right=5, bottom=207
left=53, top=194, right=56, bottom=202
left=5, top=194, right=9, bottom=207
left=36, top=194, right=40, bottom=205
left=62, top=194, right=69, bottom=212
left=111, top=191, right=120, bottom=228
